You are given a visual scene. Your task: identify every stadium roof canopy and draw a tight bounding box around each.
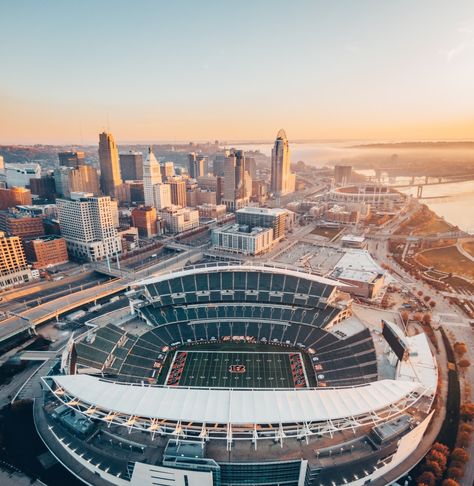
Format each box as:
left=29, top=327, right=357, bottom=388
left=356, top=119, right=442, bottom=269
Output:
left=136, top=262, right=346, bottom=288
left=50, top=374, right=421, bottom=426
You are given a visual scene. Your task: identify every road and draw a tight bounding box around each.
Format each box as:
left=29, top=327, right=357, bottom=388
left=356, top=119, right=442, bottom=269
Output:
left=0, top=278, right=128, bottom=343
left=366, top=210, right=474, bottom=486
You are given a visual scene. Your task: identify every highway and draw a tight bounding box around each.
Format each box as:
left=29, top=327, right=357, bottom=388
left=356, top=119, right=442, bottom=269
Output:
left=0, top=278, right=128, bottom=343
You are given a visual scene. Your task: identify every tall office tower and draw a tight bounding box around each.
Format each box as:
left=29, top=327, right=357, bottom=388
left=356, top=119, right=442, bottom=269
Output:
left=153, top=183, right=172, bottom=209
left=246, top=157, right=257, bottom=180
left=213, top=151, right=229, bottom=177
left=30, top=175, right=56, bottom=200
left=270, top=129, right=295, bottom=196
left=188, top=153, right=206, bottom=179
left=98, top=132, right=122, bottom=197
left=143, top=147, right=162, bottom=207
left=119, top=151, right=143, bottom=181
left=58, top=151, right=85, bottom=168
left=161, top=161, right=175, bottom=179
left=54, top=166, right=100, bottom=198
left=0, top=231, right=33, bottom=289
left=334, top=165, right=352, bottom=186
left=168, top=178, right=186, bottom=207
left=56, top=193, right=121, bottom=262
left=222, top=150, right=251, bottom=211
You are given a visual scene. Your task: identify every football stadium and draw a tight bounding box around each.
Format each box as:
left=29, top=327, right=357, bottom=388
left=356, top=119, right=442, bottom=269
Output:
left=36, top=263, right=438, bottom=486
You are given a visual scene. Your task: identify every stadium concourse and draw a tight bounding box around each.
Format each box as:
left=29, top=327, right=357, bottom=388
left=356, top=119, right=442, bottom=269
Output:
left=36, top=263, right=438, bottom=486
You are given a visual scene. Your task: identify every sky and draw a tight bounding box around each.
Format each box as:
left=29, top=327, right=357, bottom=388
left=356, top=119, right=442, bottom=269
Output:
left=1, top=0, right=474, bottom=144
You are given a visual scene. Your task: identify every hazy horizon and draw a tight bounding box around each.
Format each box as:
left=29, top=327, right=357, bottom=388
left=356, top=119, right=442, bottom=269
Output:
left=1, top=0, right=474, bottom=144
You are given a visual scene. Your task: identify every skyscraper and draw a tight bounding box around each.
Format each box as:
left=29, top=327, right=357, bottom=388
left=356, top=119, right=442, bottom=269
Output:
left=142, top=147, right=162, bottom=207
left=334, top=165, right=352, bottom=186
left=58, top=151, right=85, bottom=168
left=168, top=178, right=186, bottom=207
left=119, top=151, right=143, bottom=181
left=222, top=150, right=251, bottom=211
left=54, top=166, right=100, bottom=197
left=98, top=132, right=122, bottom=197
left=188, top=153, right=206, bottom=179
left=56, top=193, right=121, bottom=262
left=270, top=129, right=295, bottom=196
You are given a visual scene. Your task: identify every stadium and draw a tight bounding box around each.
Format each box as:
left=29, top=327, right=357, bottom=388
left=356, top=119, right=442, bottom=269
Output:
left=36, top=263, right=438, bottom=486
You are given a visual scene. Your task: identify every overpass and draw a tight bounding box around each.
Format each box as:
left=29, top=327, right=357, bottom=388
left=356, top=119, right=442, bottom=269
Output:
left=0, top=278, right=128, bottom=344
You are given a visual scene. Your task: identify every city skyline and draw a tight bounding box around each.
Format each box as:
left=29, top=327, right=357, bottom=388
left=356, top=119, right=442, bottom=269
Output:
left=1, top=0, right=474, bottom=144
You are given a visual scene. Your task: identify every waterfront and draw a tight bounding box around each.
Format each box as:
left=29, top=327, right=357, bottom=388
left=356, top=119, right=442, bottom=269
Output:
left=235, top=142, right=474, bottom=234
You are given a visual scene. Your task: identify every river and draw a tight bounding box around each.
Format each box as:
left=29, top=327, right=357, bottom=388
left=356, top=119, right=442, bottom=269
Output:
left=232, top=142, right=474, bottom=234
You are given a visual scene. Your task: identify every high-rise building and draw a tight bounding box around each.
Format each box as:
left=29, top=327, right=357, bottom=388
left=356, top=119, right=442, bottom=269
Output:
left=54, top=165, right=100, bottom=198
left=334, top=165, right=352, bottom=186
left=222, top=150, right=251, bottom=211
left=98, top=132, right=122, bottom=197
left=188, top=153, right=206, bottom=179
left=119, top=151, right=143, bottom=181
left=213, top=151, right=228, bottom=177
left=143, top=147, right=162, bottom=207
left=30, top=175, right=56, bottom=200
left=131, top=206, right=159, bottom=238
left=0, top=187, right=33, bottom=209
left=56, top=193, right=121, bottom=262
left=160, top=161, right=175, bottom=179
left=270, top=129, right=295, bottom=196
left=58, top=151, right=85, bottom=168
left=168, top=178, right=186, bottom=207
left=0, top=231, right=33, bottom=289
left=153, top=183, right=172, bottom=209
left=23, top=235, right=68, bottom=269
left=236, top=207, right=289, bottom=241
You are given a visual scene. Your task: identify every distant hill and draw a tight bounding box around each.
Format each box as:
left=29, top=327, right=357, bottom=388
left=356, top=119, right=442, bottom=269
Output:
left=352, top=141, right=474, bottom=149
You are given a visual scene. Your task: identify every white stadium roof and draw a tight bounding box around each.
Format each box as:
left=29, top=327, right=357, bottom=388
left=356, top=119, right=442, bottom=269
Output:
left=51, top=374, right=421, bottom=425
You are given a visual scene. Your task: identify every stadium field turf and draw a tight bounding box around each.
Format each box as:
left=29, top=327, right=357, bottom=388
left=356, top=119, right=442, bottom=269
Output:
left=166, top=350, right=308, bottom=388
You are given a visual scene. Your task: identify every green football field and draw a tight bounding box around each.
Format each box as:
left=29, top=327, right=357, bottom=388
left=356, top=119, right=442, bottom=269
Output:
left=166, top=350, right=308, bottom=388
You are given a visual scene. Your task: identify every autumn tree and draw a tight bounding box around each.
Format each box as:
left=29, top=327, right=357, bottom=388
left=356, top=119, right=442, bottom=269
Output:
left=417, top=471, right=436, bottom=486
left=450, top=448, right=469, bottom=463
left=441, top=479, right=460, bottom=486
left=460, top=403, right=474, bottom=421
left=458, top=359, right=471, bottom=369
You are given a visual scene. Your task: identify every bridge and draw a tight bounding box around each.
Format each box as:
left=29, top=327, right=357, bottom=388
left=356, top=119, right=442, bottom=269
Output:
left=390, top=173, right=474, bottom=198
left=0, top=278, right=128, bottom=344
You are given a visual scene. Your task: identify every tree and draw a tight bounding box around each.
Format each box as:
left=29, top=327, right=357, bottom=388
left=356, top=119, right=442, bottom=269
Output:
left=423, top=460, right=444, bottom=479
left=458, top=431, right=471, bottom=447
left=431, top=442, right=450, bottom=456
left=441, top=479, right=460, bottom=486
left=429, top=301, right=436, bottom=308
left=446, top=466, right=464, bottom=479
left=417, top=471, right=436, bottom=486
left=423, top=314, right=432, bottom=325
left=460, top=403, right=474, bottom=421
left=459, top=422, right=473, bottom=434
left=427, top=449, right=448, bottom=467
left=418, top=290, right=424, bottom=297
left=401, top=310, right=409, bottom=324
left=450, top=448, right=469, bottom=463
left=454, top=342, right=467, bottom=356
left=414, top=312, right=424, bottom=323
left=423, top=295, right=431, bottom=302
left=458, top=359, right=471, bottom=369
